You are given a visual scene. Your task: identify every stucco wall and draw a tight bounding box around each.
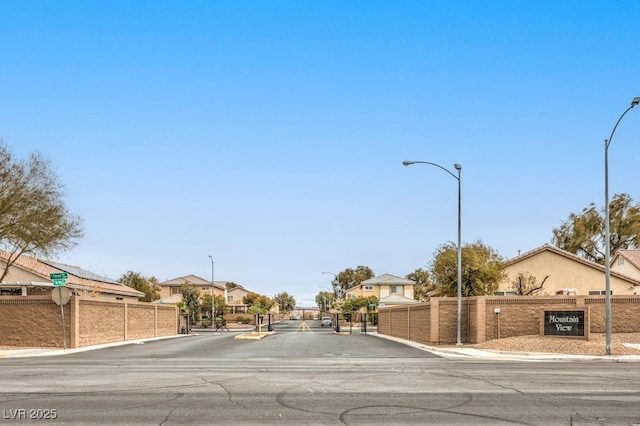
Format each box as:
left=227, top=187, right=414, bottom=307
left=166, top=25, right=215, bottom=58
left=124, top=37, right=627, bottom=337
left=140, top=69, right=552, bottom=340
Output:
left=611, top=258, right=640, bottom=285
left=500, top=250, right=636, bottom=295
left=379, top=295, right=640, bottom=344
left=0, top=296, right=178, bottom=348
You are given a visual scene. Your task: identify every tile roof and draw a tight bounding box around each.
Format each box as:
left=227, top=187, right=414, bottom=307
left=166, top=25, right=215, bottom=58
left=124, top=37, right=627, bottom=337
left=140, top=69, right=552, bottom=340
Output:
left=361, top=274, right=416, bottom=286
left=159, top=274, right=226, bottom=290
left=505, top=244, right=640, bottom=286
left=379, top=294, right=418, bottom=305
left=616, top=250, right=640, bottom=270
left=0, top=251, right=144, bottom=298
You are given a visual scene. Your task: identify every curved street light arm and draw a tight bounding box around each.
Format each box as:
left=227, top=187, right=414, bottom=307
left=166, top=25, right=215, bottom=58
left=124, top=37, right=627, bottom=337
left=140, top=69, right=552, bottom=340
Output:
left=403, top=160, right=460, bottom=181
left=606, top=99, right=639, bottom=150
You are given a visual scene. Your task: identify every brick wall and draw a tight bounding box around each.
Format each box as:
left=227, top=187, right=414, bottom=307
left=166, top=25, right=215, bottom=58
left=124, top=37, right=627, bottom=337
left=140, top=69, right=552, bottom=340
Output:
left=156, top=305, right=178, bottom=336
left=0, top=297, right=70, bottom=348
left=379, top=295, right=640, bottom=344
left=78, top=299, right=126, bottom=346
left=127, top=303, right=156, bottom=340
left=0, top=296, right=178, bottom=348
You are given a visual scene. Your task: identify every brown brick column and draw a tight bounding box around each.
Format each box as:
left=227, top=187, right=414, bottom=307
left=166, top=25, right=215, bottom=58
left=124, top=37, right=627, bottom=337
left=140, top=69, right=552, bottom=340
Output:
left=430, top=298, right=440, bottom=344
left=474, top=296, right=486, bottom=344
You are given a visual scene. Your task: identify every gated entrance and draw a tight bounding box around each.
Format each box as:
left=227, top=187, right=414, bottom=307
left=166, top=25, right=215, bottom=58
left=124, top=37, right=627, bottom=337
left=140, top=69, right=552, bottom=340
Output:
left=266, top=312, right=370, bottom=333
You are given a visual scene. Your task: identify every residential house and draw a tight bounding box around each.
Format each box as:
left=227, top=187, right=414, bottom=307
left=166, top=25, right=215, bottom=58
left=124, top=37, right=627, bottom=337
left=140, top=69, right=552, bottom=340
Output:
left=0, top=251, right=144, bottom=301
left=157, top=274, right=226, bottom=304
left=611, top=250, right=640, bottom=288
left=497, top=244, right=640, bottom=296
left=226, top=284, right=250, bottom=314
left=346, top=273, right=417, bottom=308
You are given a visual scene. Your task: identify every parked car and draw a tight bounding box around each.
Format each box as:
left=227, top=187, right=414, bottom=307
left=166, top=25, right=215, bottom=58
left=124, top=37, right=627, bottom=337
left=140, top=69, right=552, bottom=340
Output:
left=321, top=316, right=332, bottom=327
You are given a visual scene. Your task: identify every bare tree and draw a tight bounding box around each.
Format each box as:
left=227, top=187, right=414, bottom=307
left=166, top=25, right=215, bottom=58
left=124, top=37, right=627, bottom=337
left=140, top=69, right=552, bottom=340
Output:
left=0, top=143, right=83, bottom=281
left=510, top=271, right=548, bottom=296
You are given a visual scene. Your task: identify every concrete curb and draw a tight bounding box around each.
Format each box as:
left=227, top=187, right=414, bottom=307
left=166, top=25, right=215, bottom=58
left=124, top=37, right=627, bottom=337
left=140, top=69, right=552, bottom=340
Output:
left=234, top=331, right=275, bottom=340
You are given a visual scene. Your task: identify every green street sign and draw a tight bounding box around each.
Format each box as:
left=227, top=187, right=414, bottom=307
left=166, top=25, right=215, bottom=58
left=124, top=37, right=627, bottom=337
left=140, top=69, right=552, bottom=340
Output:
left=50, top=272, right=68, bottom=280
left=369, top=303, right=377, bottom=308
left=50, top=272, right=68, bottom=286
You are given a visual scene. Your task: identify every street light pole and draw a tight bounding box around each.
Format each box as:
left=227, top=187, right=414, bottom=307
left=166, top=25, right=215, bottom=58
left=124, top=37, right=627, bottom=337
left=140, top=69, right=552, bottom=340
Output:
left=403, top=160, right=463, bottom=345
left=208, top=255, right=215, bottom=328
left=604, top=97, right=640, bottom=355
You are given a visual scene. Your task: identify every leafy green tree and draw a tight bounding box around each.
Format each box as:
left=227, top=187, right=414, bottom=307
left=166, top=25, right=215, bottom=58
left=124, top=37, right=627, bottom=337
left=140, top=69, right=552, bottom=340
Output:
left=430, top=241, right=505, bottom=297
left=552, top=193, right=640, bottom=265
left=248, top=304, right=266, bottom=315
left=315, top=291, right=335, bottom=312
left=341, top=295, right=379, bottom=314
left=181, top=284, right=201, bottom=325
left=510, top=271, right=548, bottom=296
left=0, top=143, right=84, bottom=282
left=273, top=292, right=296, bottom=314
left=118, top=271, right=161, bottom=302
left=243, top=291, right=274, bottom=312
left=331, top=266, right=374, bottom=295
left=405, top=268, right=433, bottom=301
left=201, top=294, right=213, bottom=319
left=202, top=294, right=228, bottom=319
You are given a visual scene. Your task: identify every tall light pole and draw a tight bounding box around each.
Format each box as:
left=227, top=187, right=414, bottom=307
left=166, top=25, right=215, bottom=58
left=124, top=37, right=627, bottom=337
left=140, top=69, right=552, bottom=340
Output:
left=604, top=97, right=640, bottom=355
left=208, top=255, right=215, bottom=327
left=403, top=160, right=463, bottom=345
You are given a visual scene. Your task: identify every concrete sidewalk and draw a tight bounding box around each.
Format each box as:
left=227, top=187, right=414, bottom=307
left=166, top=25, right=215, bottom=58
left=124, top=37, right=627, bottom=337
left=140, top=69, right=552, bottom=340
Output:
left=371, top=332, right=640, bottom=362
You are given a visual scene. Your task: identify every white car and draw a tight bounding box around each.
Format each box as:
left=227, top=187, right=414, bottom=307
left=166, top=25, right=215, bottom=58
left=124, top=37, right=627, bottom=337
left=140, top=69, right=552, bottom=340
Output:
left=321, top=317, right=332, bottom=327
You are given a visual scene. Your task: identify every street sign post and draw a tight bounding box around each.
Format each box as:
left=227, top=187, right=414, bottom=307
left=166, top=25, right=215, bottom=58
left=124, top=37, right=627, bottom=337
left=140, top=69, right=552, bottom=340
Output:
left=49, top=272, right=69, bottom=349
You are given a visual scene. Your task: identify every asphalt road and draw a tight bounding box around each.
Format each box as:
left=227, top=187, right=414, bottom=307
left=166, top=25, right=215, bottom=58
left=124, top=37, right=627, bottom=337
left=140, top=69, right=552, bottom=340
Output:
left=1, top=331, right=640, bottom=425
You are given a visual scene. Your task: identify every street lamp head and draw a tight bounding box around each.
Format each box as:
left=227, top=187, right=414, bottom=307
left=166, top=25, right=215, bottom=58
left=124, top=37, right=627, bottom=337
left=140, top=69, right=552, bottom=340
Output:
left=454, top=163, right=462, bottom=171
left=402, top=161, right=415, bottom=166
left=632, top=97, right=640, bottom=107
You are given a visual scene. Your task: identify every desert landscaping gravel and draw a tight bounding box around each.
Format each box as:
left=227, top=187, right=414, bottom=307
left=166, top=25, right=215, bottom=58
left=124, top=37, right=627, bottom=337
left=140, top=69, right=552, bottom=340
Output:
left=452, top=333, right=640, bottom=356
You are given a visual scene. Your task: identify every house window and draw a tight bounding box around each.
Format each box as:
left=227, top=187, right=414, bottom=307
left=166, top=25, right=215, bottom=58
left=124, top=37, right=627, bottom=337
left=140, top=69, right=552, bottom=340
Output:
left=228, top=295, right=234, bottom=302
left=171, top=287, right=181, bottom=295
left=589, top=290, right=611, bottom=295
left=494, top=291, right=517, bottom=296
left=390, top=285, right=402, bottom=295
left=364, top=285, right=373, bottom=291
left=618, top=257, right=625, bottom=265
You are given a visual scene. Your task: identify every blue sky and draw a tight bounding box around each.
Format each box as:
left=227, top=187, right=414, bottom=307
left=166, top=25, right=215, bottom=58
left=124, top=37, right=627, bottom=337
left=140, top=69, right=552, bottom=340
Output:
left=2, top=1, right=639, bottom=305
